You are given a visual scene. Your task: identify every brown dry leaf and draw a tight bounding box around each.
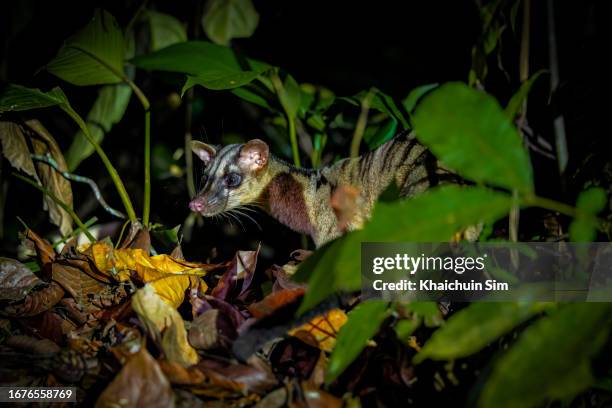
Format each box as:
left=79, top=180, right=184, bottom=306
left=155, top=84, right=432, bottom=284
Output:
left=51, top=262, right=108, bottom=312
left=0, top=257, right=44, bottom=301
left=25, top=229, right=55, bottom=275
left=247, top=288, right=305, bottom=319
left=0, top=120, right=39, bottom=180
left=2, top=281, right=65, bottom=317
left=83, top=240, right=210, bottom=307
left=132, top=285, right=199, bottom=367
left=288, top=309, right=347, bottom=352
left=26, top=119, right=74, bottom=236
left=96, top=348, right=175, bottom=408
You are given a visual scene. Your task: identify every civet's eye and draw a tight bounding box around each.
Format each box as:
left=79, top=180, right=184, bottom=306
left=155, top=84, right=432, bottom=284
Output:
left=225, top=173, right=242, bottom=188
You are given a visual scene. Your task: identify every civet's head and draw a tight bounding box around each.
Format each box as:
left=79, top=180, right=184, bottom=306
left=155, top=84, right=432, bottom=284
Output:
left=188, top=139, right=270, bottom=216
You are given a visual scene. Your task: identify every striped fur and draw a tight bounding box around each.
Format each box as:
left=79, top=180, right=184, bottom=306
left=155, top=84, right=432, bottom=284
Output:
left=190, top=131, right=461, bottom=247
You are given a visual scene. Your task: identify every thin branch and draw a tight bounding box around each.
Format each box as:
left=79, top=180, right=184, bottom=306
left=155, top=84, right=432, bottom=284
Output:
left=31, top=154, right=126, bottom=219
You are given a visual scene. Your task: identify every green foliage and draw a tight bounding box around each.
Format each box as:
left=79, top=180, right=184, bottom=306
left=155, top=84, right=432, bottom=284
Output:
left=296, top=185, right=513, bottom=313
left=47, top=9, right=126, bottom=85
left=325, top=301, right=389, bottom=384
left=130, top=41, right=270, bottom=92
left=145, top=10, right=187, bottom=52
left=413, top=82, right=533, bottom=193
left=478, top=303, right=612, bottom=408
left=413, top=302, right=548, bottom=363
left=202, top=0, right=259, bottom=45
left=570, top=188, right=608, bottom=241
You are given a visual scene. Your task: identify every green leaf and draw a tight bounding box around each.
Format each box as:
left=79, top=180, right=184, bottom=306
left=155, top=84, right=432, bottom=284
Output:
left=414, top=302, right=545, bottom=363
left=364, top=119, right=397, bottom=150
left=145, top=10, right=187, bottom=52
left=569, top=188, right=607, bottom=242
left=0, top=84, right=71, bottom=112
left=325, top=301, right=388, bottom=384
left=130, top=41, right=269, bottom=92
left=402, top=83, right=438, bottom=113
left=297, top=185, right=513, bottom=313
left=202, top=0, right=259, bottom=45
left=277, top=74, right=301, bottom=119
left=47, top=9, right=125, bottom=86
left=413, top=82, right=533, bottom=193
left=231, top=85, right=274, bottom=110
left=505, top=70, right=546, bottom=119
left=65, top=84, right=132, bottom=170
left=479, top=303, right=612, bottom=408
left=0, top=84, right=86, bottom=131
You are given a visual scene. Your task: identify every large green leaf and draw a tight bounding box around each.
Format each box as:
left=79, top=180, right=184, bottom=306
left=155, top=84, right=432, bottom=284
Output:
left=479, top=303, right=612, bottom=408
left=145, top=10, right=187, bottom=52
left=296, top=185, right=513, bottom=313
left=65, top=84, right=132, bottom=170
left=413, top=302, right=546, bottom=363
left=202, top=0, right=259, bottom=45
left=47, top=9, right=125, bottom=86
left=413, top=82, right=533, bottom=193
left=325, top=301, right=389, bottom=384
left=131, top=41, right=269, bottom=92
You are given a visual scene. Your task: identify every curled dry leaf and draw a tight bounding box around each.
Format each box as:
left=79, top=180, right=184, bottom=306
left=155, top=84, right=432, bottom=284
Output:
left=52, top=262, right=108, bottom=310
left=132, top=285, right=199, bottom=367
left=2, top=281, right=65, bottom=317
left=212, top=248, right=259, bottom=301
left=288, top=309, right=347, bottom=352
left=26, top=229, right=56, bottom=262
left=96, top=348, right=175, bottom=408
left=83, top=240, right=212, bottom=307
left=2, top=119, right=74, bottom=235
left=0, top=257, right=44, bottom=301
left=0, top=120, right=39, bottom=179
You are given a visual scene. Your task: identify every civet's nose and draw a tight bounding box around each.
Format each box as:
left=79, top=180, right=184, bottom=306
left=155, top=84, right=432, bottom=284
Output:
left=189, top=198, right=205, bottom=212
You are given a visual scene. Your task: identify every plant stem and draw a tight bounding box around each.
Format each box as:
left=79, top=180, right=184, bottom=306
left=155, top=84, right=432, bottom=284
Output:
left=13, top=173, right=96, bottom=242
left=126, top=79, right=152, bottom=227
left=288, top=115, right=301, bottom=167
left=350, top=88, right=374, bottom=158
left=68, top=113, right=138, bottom=222
left=184, top=88, right=196, bottom=198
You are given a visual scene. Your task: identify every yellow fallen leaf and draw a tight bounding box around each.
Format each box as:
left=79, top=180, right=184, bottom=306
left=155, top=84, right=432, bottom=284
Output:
left=289, top=309, right=348, bottom=352
left=81, top=240, right=209, bottom=307
left=132, top=285, right=199, bottom=367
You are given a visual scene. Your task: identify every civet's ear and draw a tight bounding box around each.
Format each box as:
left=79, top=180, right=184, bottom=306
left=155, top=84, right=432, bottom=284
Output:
left=238, top=139, right=269, bottom=172
left=191, top=141, right=216, bottom=165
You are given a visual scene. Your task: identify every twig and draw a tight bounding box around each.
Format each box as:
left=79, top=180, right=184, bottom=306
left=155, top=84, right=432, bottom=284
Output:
left=31, top=154, right=126, bottom=219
